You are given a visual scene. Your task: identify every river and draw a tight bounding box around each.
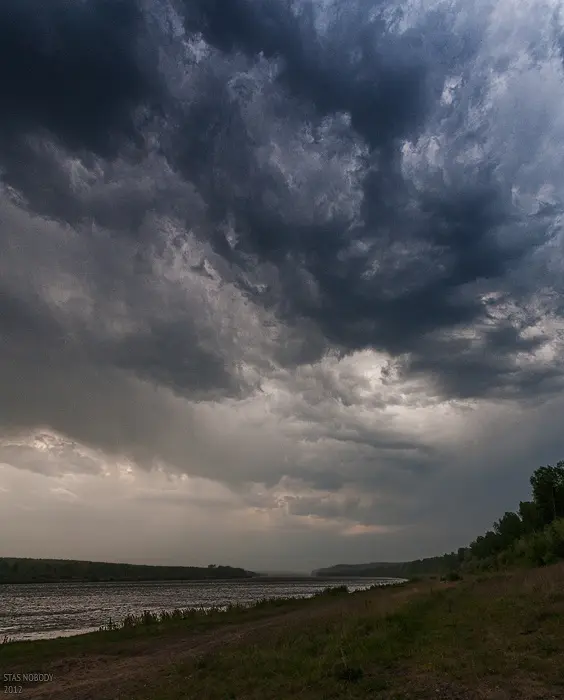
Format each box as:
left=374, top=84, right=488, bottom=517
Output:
left=0, top=577, right=403, bottom=641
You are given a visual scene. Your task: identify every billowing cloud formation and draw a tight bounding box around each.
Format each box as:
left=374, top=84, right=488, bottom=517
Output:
left=1, top=0, right=564, bottom=568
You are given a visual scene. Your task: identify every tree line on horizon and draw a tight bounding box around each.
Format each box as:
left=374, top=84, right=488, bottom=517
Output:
left=314, top=461, right=564, bottom=578
left=0, top=558, right=258, bottom=584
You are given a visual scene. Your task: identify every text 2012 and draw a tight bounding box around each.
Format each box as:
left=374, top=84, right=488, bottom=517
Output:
left=3, top=687, right=23, bottom=694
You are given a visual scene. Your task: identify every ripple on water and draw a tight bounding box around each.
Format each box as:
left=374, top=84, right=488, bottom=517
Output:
left=0, top=578, right=404, bottom=641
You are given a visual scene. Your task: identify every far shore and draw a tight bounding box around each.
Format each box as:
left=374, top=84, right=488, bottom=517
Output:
left=0, top=574, right=404, bottom=585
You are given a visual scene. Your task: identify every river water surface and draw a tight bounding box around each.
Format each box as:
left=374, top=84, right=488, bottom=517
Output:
left=0, top=578, right=402, bottom=641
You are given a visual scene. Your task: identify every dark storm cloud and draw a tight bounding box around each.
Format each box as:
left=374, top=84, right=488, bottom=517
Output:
left=406, top=319, right=564, bottom=400
left=0, top=193, right=249, bottom=392
left=0, top=0, right=563, bottom=474
left=158, top=0, right=559, bottom=398
left=0, top=0, right=168, bottom=232
left=0, top=194, right=251, bottom=475
left=0, top=0, right=156, bottom=155
left=180, top=0, right=477, bottom=146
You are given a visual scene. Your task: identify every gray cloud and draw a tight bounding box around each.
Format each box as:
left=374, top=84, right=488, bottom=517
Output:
left=0, top=0, right=564, bottom=568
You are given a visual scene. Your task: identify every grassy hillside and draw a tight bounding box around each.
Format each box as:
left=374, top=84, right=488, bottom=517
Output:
left=0, top=557, right=257, bottom=584
left=3, top=563, right=564, bottom=699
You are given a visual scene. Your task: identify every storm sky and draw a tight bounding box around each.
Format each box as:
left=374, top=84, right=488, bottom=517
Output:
left=1, top=0, right=564, bottom=572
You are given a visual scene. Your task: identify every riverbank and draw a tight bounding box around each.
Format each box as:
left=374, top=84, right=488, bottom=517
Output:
left=2, top=563, right=564, bottom=699
left=0, top=578, right=394, bottom=641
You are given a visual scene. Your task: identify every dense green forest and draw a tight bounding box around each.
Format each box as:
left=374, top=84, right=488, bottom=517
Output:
left=314, top=461, right=564, bottom=578
left=0, top=558, right=257, bottom=584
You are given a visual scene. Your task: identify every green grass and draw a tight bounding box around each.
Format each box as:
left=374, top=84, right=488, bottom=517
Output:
left=110, top=566, right=564, bottom=699
left=112, top=592, right=442, bottom=699
left=2, top=568, right=564, bottom=699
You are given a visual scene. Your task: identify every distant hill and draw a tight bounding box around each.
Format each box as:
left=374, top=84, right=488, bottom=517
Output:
left=312, top=555, right=459, bottom=579
left=0, top=558, right=258, bottom=584
left=255, top=571, right=312, bottom=577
